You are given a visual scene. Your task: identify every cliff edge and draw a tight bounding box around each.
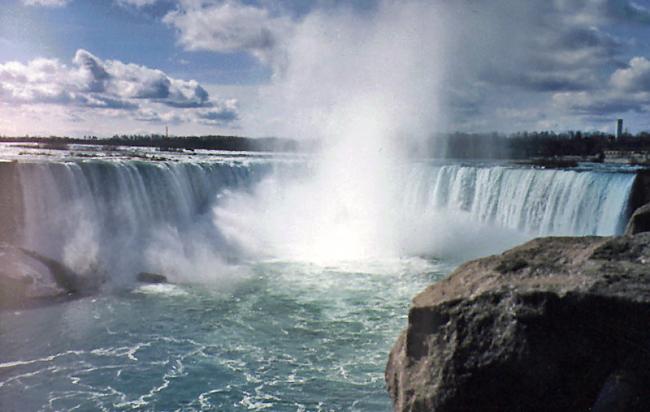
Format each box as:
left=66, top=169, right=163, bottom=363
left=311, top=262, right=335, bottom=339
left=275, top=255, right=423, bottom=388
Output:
left=386, top=234, right=650, bottom=411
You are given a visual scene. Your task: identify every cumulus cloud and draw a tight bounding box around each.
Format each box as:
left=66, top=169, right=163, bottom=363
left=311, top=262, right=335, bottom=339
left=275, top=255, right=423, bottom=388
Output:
left=13, top=0, right=650, bottom=133
left=0, top=49, right=238, bottom=126
left=135, top=99, right=238, bottom=126
left=163, top=0, right=292, bottom=67
left=610, top=56, right=650, bottom=91
left=553, top=56, right=650, bottom=116
left=71, top=49, right=211, bottom=107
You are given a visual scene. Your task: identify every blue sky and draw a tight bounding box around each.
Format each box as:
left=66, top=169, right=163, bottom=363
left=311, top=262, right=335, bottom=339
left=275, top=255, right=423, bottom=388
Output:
left=0, top=1, right=271, bottom=84
left=2, top=0, right=650, bottom=138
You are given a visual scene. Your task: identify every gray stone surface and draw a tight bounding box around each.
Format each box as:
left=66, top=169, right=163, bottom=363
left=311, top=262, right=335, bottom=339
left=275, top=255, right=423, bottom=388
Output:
left=0, top=243, right=104, bottom=309
left=136, top=272, right=168, bottom=284
left=386, top=234, right=650, bottom=412
left=625, top=202, right=650, bottom=235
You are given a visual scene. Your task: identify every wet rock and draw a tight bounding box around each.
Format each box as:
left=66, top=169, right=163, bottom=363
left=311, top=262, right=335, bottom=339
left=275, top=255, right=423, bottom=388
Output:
left=386, top=235, right=650, bottom=412
left=625, top=202, right=650, bottom=235
left=0, top=243, right=103, bottom=309
left=0, top=273, right=33, bottom=309
left=18, top=248, right=105, bottom=294
left=0, top=243, right=64, bottom=308
left=136, top=272, right=168, bottom=284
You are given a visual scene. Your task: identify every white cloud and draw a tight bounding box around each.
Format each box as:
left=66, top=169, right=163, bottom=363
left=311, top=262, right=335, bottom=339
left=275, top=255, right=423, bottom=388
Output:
left=0, top=50, right=213, bottom=109
left=0, top=49, right=239, bottom=128
left=135, top=99, right=238, bottom=126
left=11, top=0, right=650, bottom=135
left=163, top=0, right=292, bottom=67
left=167, top=0, right=645, bottom=133
left=553, top=56, right=650, bottom=116
left=115, top=0, right=158, bottom=7
left=610, top=56, right=650, bottom=92
left=22, top=0, right=70, bottom=6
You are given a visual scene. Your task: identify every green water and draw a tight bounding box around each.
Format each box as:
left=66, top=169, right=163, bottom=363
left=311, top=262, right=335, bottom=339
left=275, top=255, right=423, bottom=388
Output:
left=0, top=259, right=448, bottom=411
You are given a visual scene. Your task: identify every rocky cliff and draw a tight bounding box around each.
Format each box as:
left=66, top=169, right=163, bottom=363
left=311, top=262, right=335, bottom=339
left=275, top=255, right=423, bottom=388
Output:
left=386, top=234, right=650, bottom=411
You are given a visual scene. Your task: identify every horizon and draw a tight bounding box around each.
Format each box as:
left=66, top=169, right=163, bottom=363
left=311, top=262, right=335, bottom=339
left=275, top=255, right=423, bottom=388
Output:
left=0, top=126, right=646, bottom=140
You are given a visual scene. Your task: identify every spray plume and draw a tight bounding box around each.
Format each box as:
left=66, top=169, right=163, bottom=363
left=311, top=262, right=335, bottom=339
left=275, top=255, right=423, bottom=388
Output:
left=214, top=1, right=451, bottom=263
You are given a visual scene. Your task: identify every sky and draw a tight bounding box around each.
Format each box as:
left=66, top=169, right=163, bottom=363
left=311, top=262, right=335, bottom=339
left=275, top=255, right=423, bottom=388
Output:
left=2, top=0, right=650, bottom=138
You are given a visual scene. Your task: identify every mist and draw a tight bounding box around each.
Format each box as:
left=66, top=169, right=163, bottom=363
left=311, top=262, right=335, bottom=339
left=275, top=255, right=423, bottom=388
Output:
left=212, top=0, right=536, bottom=263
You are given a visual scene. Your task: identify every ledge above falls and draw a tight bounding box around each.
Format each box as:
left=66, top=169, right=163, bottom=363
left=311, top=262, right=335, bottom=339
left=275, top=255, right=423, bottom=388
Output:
left=386, top=233, right=650, bottom=412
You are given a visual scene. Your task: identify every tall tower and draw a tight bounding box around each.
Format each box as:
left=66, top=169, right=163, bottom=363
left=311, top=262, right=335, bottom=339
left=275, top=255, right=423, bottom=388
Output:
left=616, top=119, right=623, bottom=139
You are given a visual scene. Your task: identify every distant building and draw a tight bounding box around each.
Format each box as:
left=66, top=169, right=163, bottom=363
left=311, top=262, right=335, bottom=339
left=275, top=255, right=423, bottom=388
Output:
left=604, top=150, right=650, bottom=165
left=616, top=119, right=623, bottom=139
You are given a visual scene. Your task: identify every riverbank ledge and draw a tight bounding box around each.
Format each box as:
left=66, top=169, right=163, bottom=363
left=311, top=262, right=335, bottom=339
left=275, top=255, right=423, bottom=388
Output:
left=386, top=233, right=650, bottom=411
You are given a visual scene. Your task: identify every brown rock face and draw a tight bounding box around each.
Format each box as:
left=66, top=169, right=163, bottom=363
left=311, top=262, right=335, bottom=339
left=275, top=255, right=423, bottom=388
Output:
left=386, top=235, right=650, bottom=412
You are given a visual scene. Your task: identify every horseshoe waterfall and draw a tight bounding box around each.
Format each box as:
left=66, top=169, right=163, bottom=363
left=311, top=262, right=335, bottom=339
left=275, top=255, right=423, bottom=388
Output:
left=0, top=152, right=638, bottom=411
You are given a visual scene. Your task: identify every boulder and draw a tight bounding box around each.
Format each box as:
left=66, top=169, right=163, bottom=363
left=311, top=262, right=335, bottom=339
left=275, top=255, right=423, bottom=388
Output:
left=136, top=272, right=168, bottom=284
left=627, top=170, right=650, bottom=215
left=0, top=243, right=104, bottom=309
left=0, top=243, right=64, bottom=308
left=625, top=202, right=650, bottom=235
left=386, top=235, right=650, bottom=412
left=0, top=273, right=33, bottom=309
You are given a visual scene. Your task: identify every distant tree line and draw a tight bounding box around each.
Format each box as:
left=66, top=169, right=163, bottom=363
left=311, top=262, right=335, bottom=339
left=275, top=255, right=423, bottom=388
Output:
left=4, top=130, right=650, bottom=159
left=425, top=131, right=650, bottom=159
left=0, top=134, right=314, bottom=153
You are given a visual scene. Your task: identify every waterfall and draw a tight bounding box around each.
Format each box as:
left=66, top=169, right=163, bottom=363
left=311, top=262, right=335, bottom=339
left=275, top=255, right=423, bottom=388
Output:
left=404, top=164, right=636, bottom=237
left=17, top=160, right=271, bottom=280
left=12, top=159, right=637, bottom=280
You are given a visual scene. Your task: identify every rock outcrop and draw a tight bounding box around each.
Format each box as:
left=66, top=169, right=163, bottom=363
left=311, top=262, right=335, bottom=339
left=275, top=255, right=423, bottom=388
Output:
left=0, top=243, right=104, bottom=309
left=625, top=202, right=650, bottom=235
left=136, top=272, right=168, bottom=284
left=628, top=170, right=650, bottom=216
left=386, top=234, right=650, bottom=412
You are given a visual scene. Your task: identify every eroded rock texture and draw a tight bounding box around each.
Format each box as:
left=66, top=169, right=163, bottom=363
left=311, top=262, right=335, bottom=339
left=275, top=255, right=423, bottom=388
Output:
left=387, top=235, right=650, bottom=412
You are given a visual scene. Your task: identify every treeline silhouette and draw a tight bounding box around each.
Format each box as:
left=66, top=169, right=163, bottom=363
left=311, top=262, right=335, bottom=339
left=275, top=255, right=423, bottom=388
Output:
left=427, top=131, right=650, bottom=159
left=0, top=134, right=309, bottom=153
left=3, top=131, right=650, bottom=159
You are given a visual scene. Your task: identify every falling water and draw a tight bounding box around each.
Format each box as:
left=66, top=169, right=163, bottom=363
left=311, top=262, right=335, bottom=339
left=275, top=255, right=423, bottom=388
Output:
left=13, top=158, right=637, bottom=276
left=403, top=163, right=635, bottom=237
left=1, top=154, right=640, bottom=411
left=16, top=159, right=272, bottom=281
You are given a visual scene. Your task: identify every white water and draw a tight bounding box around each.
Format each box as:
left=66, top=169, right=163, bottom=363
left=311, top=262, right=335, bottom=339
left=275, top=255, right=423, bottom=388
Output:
left=15, top=157, right=636, bottom=281
left=17, top=159, right=270, bottom=283
left=404, top=164, right=635, bottom=236
left=3, top=155, right=639, bottom=412
left=214, top=161, right=636, bottom=264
